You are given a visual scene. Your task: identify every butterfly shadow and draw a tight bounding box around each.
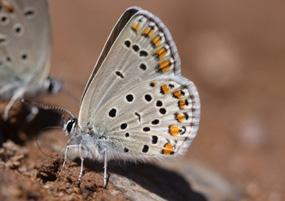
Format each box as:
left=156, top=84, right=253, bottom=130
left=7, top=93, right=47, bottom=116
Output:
left=84, top=159, right=208, bottom=201
left=0, top=102, right=62, bottom=146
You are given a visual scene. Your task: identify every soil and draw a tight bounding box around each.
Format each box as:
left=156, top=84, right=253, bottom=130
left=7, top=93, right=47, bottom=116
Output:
left=1, top=1, right=284, bottom=201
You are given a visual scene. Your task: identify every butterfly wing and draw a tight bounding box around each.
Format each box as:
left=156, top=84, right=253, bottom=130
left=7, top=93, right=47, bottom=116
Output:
left=79, top=7, right=200, bottom=159
left=0, top=0, right=51, bottom=98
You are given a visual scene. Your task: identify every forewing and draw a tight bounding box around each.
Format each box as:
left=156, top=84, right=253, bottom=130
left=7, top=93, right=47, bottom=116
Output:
left=0, top=0, right=51, bottom=87
left=79, top=7, right=200, bottom=159
left=79, top=7, right=182, bottom=125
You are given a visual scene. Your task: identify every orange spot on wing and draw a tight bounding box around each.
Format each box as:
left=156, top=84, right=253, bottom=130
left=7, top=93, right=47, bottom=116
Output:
left=159, top=60, right=171, bottom=72
left=173, top=90, right=183, bottom=99
left=154, top=47, right=167, bottom=58
left=160, top=84, right=170, bottom=95
left=150, top=81, right=157, bottom=87
left=142, top=27, right=153, bottom=37
left=162, top=143, right=175, bottom=155
left=169, top=125, right=180, bottom=136
left=175, top=113, right=185, bottom=123
left=131, top=22, right=139, bottom=33
left=151, top=35, right=161, bottom=47
left=178, top=99, right=188, bottom=109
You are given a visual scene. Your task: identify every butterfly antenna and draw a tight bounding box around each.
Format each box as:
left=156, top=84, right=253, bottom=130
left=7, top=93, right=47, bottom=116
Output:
left=21, top=99, right=75, bottom=123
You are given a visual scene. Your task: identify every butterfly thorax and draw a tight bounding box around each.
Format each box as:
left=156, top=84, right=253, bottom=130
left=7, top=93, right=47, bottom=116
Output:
left=64, top=118, right=110, bottom=161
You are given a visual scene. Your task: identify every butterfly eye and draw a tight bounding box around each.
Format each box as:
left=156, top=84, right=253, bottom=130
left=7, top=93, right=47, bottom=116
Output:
left=46, top=77, right=62, bottom=94
left=65, top=118, right=77, bottom=134
left=48, top=81, right=54, bottom=93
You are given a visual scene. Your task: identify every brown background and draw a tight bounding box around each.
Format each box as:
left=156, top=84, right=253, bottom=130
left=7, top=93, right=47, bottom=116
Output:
left=9, top=0, right=285, bottom=200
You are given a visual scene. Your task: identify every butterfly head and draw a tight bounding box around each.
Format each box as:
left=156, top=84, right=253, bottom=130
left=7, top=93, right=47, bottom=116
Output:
left=45, top=76, right=63, bottom=94
left=63, top=118, right=78, bottom=135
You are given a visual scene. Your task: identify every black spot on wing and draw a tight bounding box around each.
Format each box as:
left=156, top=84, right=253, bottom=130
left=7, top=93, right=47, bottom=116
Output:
left=6, top=56, right=11, bottom=62
left=143, top=127, right=150, bottom=132
left=156, top=100, right=163, bottom=107
left=21, top=53, right=28, bottom=60
left=24, top=9, right=35, bottom=18
left=0, top=37, right=6, bottom=44
left=142, top=145, right=149, bottom=153
left=126, top=94, right=134, bottom=102
left=139, top=50, right=148, bottom=57
left=139, top=63, right=147, bottom=71
left=134, top=112, right=141, bottom=123
left=144, top=94, right=152, bottom=102
left=120, top=123, right=127, bottom=130
left=152, top=136, right=158, bottom=144
left=159, top=108, right=167, bottom=115
left=151, top=119, right=159, bottom=125
left=115, top=71, right=124, bottom=79
left=109, top=108, right=117, bottom=118
left=132, top=44, right=140, bottom=52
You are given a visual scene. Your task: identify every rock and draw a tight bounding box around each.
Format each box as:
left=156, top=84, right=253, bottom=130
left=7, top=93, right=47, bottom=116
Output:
left=102, top=159, right=244, bottom=201
left=0, top=140, right=27, bottom=169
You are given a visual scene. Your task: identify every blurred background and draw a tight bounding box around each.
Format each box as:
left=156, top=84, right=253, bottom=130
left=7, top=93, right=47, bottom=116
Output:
left=33, top=0, right=285, bottom=200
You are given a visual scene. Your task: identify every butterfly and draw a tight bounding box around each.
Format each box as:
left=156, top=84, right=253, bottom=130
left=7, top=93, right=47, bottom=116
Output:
left=0, top=0, right=61, bottom=120
left=60, top=6, right=201, bottom=187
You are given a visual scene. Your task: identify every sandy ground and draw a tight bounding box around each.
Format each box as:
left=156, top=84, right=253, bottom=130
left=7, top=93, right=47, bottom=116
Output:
left=1, top=1, right=285, bottom=201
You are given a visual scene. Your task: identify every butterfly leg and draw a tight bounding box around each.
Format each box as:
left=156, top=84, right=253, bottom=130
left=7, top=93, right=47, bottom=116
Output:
left=103, top=149, right=108, bottom=188
left=78, top=144, right=84, bottom=181
left=3, top=88, right=25, bottom=120
left=61, top=144, right=80, bottom=171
